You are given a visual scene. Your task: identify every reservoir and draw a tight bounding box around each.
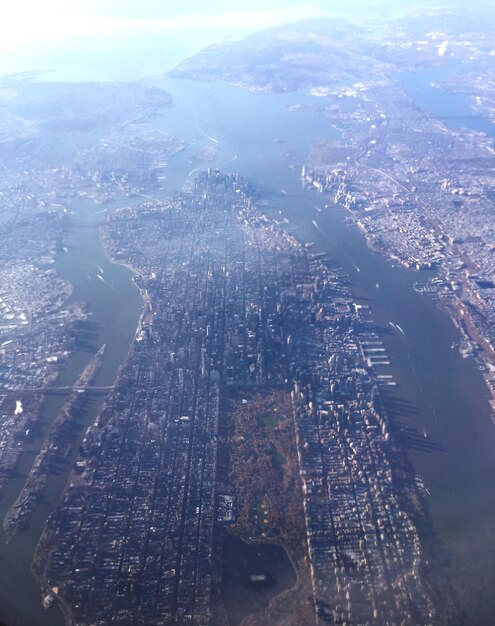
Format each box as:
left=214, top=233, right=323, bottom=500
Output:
left=0, top=72, right=494, bottom=624
left=219, top=537, right=296, bottom=626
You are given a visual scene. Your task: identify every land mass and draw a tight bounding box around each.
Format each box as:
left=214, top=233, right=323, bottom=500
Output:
left=34, top=171, right=451, bottom=625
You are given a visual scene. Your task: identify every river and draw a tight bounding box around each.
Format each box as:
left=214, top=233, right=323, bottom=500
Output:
left=0, top=196, right=144, bottom=626
left=0, top=72, right=494, bottom=625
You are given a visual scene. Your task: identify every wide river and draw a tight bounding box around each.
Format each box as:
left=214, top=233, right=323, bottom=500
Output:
left=0, top=73, right=494, bottom=625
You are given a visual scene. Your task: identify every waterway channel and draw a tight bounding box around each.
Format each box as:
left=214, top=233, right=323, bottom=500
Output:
left=0, top=73, right=494, bottom=625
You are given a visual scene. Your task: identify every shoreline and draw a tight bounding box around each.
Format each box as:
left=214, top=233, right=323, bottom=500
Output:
left=31, top=211, right=149, bottom=626
left=353, top=214, right=495, bottom=417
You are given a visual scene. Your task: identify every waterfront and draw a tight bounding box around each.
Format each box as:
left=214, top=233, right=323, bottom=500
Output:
left=0, top=197, right=144, bottom=626
left=0, top=73, right=494, bottom=624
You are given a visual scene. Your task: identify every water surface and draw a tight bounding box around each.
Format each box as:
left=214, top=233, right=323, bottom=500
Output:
left=220, top=536, right=296, bottom=626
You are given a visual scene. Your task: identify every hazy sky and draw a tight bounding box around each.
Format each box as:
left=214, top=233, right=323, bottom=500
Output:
left=0, top=0, right=489, bottom=81
left=1, top=0, right=331, bottom=80
left=1, top=0, right=328, bottom=40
